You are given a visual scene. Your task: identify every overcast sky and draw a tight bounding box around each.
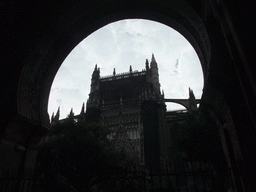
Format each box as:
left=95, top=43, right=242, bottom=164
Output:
left=48, top=19, right=204, bottom=120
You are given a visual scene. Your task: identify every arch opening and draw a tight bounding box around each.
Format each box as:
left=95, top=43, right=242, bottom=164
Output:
left=17, top=1, right=210, bottom=127
left=48, top=19, right=204, bottom=119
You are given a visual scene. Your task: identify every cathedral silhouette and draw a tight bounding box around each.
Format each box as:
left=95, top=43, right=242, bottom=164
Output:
left=51, top=54, right=197, bottom=168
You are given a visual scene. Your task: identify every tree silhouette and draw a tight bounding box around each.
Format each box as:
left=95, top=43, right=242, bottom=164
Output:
left=35, top=117, right=140, bottom=191
left=170, top=110, right=230, bottom=191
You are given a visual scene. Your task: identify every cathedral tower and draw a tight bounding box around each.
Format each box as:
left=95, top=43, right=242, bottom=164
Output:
left=87, top=64, right=100, bottom=108
left=50, top=55, right=168, bottom=167
left=150, top=54, right=161, bottom=95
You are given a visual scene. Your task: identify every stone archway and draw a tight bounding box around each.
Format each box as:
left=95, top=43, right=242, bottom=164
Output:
left=12, top=1, right=255, bottom=190
left=18, top=0, right=211, bottom=129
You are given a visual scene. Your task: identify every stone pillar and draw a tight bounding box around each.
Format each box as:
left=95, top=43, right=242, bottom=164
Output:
left=141, top=100, right=160, bottom=172
left=1, top=114, right=47, bottom=191
left=0, top=114, right=47, bottom=169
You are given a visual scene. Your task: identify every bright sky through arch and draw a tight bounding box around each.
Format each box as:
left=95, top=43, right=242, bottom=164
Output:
left=48, top=19, right=204, bottom=120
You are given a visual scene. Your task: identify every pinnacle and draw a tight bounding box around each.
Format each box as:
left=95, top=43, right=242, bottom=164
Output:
left=151, top=53, right=156, bottom=62
left=150, top=53, right=157, bottom=68
left=146, top=59, right=149, bottom=71
left=80, top=102, right=85, bottom=114
left=54, top=107, right=60, bottom=120
left=56, top=107, right=60, bottom=115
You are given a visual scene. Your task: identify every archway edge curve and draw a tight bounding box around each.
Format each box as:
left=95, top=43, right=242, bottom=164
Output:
left=18, top=0, right=210, bottom=128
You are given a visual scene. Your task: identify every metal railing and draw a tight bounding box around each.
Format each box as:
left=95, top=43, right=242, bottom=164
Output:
left=0, top=160, right=234, bottom=192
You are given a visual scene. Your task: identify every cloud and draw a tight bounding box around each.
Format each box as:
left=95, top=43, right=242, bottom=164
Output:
left=48, top=19, right=203, bottom=119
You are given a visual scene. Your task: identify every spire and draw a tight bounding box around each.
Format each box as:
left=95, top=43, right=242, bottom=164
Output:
left=189, top=87, right=196, bottom=100
left=113, top=68, right=116, bottom=76
left=68, top=108, right=74, bottom=119
left=188, top=87, right=197, bottom=111
left=145, top=59, right=149, bottom=71
left=51, top=112, right=54, bottom=122
left=149, top=54, right=160, bottom=95
left=150, top=53, right=158, bottom=68
left=55, top=107, right=60, bottom=121
left=129, top=65, right=132, bottom=73
left=152, top=53, right=156, bottom=62
left=80, top=102, right=85, bottom=115
left=162, top=89, right=165, bottom=97
left=91, top=64, right=100, bottom=82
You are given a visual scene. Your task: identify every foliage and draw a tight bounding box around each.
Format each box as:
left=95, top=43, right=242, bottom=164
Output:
left=34, top=117, right=141, bottom=192
left=171, top=111, right=228, bottom=173
left=169, top=111, right=230, bottom=191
